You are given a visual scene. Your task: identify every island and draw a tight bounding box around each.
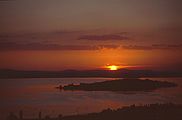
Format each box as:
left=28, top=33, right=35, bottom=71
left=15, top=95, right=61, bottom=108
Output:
left=58, top=78, right=177, bottom=92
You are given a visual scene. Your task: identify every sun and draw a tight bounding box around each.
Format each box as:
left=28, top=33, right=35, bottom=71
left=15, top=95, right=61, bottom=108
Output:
left=107, top=65, right=118, bottom=70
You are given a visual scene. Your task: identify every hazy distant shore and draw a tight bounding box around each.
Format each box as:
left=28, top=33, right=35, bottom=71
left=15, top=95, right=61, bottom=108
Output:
left=1, top=69, right=182, bottom=78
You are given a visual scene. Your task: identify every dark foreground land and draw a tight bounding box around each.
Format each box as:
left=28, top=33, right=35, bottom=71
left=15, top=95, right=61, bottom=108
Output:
left=60, top=78, right=177, bottom=91
left=7, top=103, right=182, bottom=120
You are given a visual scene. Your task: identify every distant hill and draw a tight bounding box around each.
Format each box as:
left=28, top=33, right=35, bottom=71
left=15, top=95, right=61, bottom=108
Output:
left=0, top=69, right=182, bottom=78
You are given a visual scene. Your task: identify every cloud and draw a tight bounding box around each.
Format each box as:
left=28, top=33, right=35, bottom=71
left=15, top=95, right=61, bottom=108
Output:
left=122, top=44, right=182, bottom=50
left=0, top=30, right=79, bottom=41
left=0, top=31, right=130, bottom=51
left=0, top=41, right=119, bottom=51
left=78, top=34, right=129, bottom=41
left=0, top=31, right=129, bottom=46
left=1, top=39, right=181, bottom=51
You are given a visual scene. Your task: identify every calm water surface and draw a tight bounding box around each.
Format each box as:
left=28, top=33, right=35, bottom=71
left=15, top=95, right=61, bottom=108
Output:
left=0, top=77, right=182, bottom=119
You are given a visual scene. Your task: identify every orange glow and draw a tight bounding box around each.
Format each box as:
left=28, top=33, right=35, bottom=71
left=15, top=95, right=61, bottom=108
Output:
left=0, top=49, right=177, bottom=71
left=107, top=65, right=119, bottom=70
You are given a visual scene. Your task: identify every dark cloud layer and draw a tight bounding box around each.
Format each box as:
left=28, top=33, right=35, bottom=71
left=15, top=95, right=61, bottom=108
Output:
left=0, top=30, right=79, bottom=41
left=122, top=44, right=182, bottom=50
left=0, top=42, right=118, bottom=51
left=0, top=31, right=130, bottom=43
left=0, top=31, right=181, bottom=51
left=78, top=34, right=128, bottom=41
left=1, top=41, right=181, bottom=51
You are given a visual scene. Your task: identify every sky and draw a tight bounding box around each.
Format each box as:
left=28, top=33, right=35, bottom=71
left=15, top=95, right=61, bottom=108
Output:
left=0, top=0, right=182, bottom=71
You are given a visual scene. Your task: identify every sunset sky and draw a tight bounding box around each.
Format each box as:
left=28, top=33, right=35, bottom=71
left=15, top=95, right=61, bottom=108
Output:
left=0, top=0, right=182, bottom=71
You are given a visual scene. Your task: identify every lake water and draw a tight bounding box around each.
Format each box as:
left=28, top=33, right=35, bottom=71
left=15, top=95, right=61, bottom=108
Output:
left=0, top=77, right=182, bottom=119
